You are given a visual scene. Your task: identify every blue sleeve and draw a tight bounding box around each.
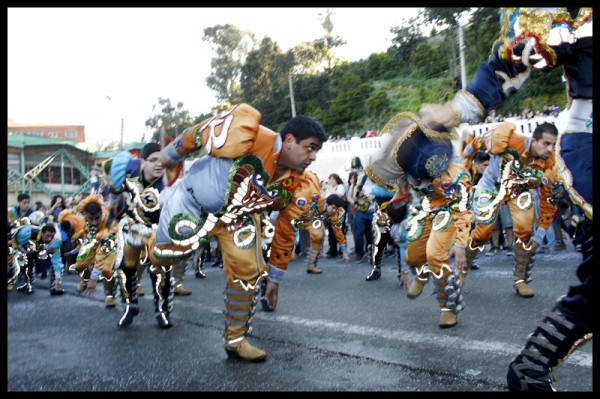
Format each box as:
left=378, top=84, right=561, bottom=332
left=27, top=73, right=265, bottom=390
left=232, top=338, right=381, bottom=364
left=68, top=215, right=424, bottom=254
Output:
left=467, top=42, right=531, bottom=109
left=109, top=151, right=134, bottom=191
left=371, top=185, right=394, bottom=199
left=50, top=239, right=64, bottom=272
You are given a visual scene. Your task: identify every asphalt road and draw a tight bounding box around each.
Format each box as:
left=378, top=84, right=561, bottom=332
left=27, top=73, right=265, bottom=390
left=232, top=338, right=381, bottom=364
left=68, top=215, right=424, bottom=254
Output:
left=6, top=238, right=593, bottom=392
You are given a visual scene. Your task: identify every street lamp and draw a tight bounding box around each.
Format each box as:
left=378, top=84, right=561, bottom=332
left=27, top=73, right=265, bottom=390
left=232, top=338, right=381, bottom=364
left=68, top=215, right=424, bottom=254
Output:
left=105, top=94, right=124, bottom=150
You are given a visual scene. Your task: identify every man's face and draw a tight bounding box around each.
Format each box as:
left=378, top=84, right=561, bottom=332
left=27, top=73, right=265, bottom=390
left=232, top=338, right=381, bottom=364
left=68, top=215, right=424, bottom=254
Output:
left=41, top=230, right=55, bottom=243
left=19, top=198, right=30, bottom=211
left=474, top=159, right=489, bottom=175
left=281, top=134, right=323, bottom=173
left=326, top=203, right=339, bottom=216
left=530, top=132, right=557, bottom=160
left=84, top=211, right=103, bottom=228
left=141, top=152, right=164, bottom=181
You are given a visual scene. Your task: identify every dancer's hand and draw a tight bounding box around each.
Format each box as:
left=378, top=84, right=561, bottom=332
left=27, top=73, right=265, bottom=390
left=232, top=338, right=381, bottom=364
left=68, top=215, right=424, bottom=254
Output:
left=398, top=273, right=412, bottom=289
left=264, top=281, right=279, bottom=311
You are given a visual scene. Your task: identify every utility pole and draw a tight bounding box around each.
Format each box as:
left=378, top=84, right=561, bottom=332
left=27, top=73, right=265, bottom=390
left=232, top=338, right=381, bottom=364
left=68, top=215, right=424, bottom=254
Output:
left=288, top=74, right=296, bottom=117
left=458, top=22, right=467, bottom=90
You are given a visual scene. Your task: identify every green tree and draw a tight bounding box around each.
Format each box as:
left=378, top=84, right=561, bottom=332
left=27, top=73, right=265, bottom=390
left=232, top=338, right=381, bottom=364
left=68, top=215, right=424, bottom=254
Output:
left=390, top=19, right=426, bottom=68
left=240, top=37, right=285, bottom=106
left=419, top=7, right=471, bottom=81
left=410, top=42, right=448, bottom=79
left=145, top=98, right=193, bottom=142
left=203, top=24, right=256, bottom=103
left=366, top=89, right=390, bottom=117
left=324, top=70, right=373, bottom=137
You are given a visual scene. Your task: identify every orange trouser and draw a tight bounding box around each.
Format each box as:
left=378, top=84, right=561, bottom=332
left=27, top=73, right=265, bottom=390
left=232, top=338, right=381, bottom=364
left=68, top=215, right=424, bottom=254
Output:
left=150, top=213, right=267, bottom=286
left=211, top=213, right=268, bottom=286
left=470, top=196, right=535, bottom=247
left=405, top=215, right=456, bottom=280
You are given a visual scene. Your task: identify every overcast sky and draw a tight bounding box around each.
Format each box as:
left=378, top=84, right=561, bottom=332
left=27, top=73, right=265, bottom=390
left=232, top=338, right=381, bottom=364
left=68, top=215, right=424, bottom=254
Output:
left=8, top=7, right=422, bottom=147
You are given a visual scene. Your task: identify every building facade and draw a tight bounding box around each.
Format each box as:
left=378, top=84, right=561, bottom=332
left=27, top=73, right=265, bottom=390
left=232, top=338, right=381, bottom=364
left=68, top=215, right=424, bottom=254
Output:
left=7, top=119, right=86, bottom=142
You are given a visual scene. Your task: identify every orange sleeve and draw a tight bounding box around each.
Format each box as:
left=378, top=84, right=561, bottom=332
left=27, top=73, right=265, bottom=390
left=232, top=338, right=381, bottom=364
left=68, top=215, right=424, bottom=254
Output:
left=331, top=207, right=346, bottom=245
left=268, top=173, right=321, bottom=270
left=537, top=158, right=559, bottom=231
left=163, top=103, right=262, bottom=162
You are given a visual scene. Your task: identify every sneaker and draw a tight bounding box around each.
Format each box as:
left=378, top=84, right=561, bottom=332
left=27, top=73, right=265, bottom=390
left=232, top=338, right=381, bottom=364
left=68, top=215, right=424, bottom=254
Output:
left=575, top=244, right=582, bottom=252
left=505, top=246, right=514, bottom=256
left=470, top=262, right=480, bottom=270
left=195, top=269, right=206, bottom=279
left=50, top=287, right=65, bottom=296
left=485, top=247, right=499, bottom=256
left=354, top=257, right=364, bottom=264
left=260, top=296, right=274, bottom=312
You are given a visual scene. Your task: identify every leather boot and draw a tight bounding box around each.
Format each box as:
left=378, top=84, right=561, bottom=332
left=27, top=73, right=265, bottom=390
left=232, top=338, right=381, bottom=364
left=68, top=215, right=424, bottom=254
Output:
left=507, top=308, right=592, bottom=391
left=366, top=266, right=381, bottom=281
left=407, top=266, right=429, bottom=298
left=117, top=266, right=139, bottom=327
left=150, top=267, right=174, bottom=328
left=366, top=232, right=386, bottom=281
left=507, top=234, right=593, bottom=392
left=104, top=278, right=117, bottom=307
left=223, top=280, right=266, bottom=361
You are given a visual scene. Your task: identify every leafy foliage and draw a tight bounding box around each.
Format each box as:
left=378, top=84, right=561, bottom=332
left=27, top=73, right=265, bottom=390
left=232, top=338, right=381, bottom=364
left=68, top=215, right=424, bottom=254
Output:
left=149, top=8, right=568, bottom=141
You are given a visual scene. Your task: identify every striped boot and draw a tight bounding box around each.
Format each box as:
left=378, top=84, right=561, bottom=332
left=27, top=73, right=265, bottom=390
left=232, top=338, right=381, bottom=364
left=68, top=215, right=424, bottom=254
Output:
left=513, top=239, right=534, bottom=297
left=223, top=280, right=266, bottom=361
left=306, top=247, right=322, bottom=274
left=173, top=261, right=192, bottom=295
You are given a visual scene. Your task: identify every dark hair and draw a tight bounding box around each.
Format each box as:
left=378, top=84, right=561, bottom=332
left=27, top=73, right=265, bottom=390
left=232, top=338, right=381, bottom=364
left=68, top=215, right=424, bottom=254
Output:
left=141, top=142, right=162, bottom=160
left=83, top=201, right=102, bottom=216
left=17, top=193, right=30, bottom=202
left=51, top=194, right=65, bottom=208
left=348, top=171, right=358, bottom=185
left=351, top=157, right=362, bottom=169
left=41, top=224, right=56, bottom=234
left=60, top=220, right=73, bottom=231
left=326, top=194, right=345, bottom=208
left=280, top=115, right=328, bottom=143
left=532, top=122, right=558, bottom=141
left=328, top=173, right=343, bottom=185
left=474, top=151, right=490, bottom=163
